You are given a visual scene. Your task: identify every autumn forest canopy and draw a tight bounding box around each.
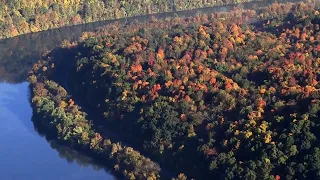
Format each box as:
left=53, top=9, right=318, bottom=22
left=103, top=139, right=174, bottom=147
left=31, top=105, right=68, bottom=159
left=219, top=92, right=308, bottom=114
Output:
left=0, top=0, right=261, bottom=39
left=28, top=1, right=320, bottom=180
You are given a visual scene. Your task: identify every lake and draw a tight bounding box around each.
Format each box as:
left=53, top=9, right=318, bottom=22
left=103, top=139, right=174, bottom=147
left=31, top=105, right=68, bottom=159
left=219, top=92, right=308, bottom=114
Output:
left=0, top=0, right=302, bottom=179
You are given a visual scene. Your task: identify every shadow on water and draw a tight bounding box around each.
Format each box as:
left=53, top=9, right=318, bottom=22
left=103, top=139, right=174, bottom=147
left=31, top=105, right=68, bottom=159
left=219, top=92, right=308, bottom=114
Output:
left=0, top=82, right=117, bottom=180
left=0, top=0, right=302, bottom=84
left=0, top=0, right=306, bottom=179
left=33, top=117, right=116, bottom=178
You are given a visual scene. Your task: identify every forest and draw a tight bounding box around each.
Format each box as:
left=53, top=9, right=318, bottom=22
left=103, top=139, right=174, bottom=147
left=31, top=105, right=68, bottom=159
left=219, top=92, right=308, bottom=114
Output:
left=29, top=1, right=320, bottom=180
left=0, top=0, right=271, bottom=39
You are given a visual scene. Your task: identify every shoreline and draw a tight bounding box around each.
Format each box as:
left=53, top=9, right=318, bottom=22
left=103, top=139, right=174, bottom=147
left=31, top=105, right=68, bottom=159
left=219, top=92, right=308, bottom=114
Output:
left=27, top=1, right=320, bottom=179
left=28, top=77, right=167, bottom=179
left=0, top=0, right=301, bottom=40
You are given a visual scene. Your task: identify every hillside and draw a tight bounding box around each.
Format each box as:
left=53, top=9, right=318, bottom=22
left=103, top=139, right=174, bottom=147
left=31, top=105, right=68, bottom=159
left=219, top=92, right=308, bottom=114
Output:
left=29, top=1, right=320, bottom=179
left=0, top=0, right=264, bottom=39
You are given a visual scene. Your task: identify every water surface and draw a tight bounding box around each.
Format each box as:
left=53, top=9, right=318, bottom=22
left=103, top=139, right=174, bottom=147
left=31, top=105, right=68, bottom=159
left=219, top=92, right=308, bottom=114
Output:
left=0, top=82, right=116, bottom=180
left=0, top=0, right=303, bottom=179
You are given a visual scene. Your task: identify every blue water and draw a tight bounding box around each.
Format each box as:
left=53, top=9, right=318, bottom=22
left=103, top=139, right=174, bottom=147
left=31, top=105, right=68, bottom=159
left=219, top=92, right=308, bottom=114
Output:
left=0, top=0, right=301, bottom=179
left=0, top=82, right=115, bottom=180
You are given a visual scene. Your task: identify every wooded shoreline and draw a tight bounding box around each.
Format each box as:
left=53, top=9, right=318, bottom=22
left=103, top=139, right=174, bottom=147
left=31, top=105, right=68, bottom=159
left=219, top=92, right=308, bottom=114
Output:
left=28, top=1, right=320, bottom=179
left=0, top=0, right=265, bottom=39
